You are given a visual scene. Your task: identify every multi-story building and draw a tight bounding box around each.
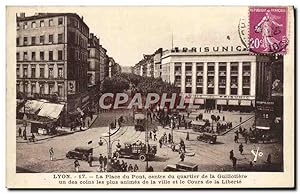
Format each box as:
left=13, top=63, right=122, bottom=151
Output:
left=87, top=33, right=100, bottom=87
left=154, top=48, right=163, bottom=78
left=99, top=45, right=107, bottom=82
left=16, top=13, right=89, bottom=123
left=160, top=46, right=271, bottom=110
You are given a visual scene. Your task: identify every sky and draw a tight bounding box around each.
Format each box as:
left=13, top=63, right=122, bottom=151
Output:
left=16, top=6, right=248, bottom=66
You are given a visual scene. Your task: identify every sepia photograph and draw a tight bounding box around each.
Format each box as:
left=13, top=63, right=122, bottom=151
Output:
left=6, top=5, right=295, bottom=188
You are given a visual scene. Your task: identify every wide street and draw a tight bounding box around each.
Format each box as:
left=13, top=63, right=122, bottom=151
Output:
left=16, top=109, right=283, bottom=173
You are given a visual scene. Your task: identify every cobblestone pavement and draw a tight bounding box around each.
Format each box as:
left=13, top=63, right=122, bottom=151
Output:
left=16, top=110, right=283, bottom=173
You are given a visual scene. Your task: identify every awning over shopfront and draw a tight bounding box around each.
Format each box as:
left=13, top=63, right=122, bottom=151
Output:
left=194, top=98, right=204, bottom=104
left=216, top=99, right=227, bottom=105
left=228, top=100, right=239, bottom=106
left=240, top=100, right=252, bottom=106
left=184, top=98, right=192, bottom=104
left=255, top=118, right=271, bottom=130
left=19, top=100, right=45, bottom=114
left=37, top=103, right=64, bottom=119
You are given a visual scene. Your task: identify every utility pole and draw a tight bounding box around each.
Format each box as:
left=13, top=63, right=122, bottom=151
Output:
left=145, top=111, right=149, bottom=171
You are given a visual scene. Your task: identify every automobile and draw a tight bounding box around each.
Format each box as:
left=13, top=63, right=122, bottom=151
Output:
left=115, top=141, right=157, bottom=161
left=66, top=146, right=93, bottom=161
left=191, top=120, right=210, bottom=132
left=197, top=132, right=217, bottom=144
left=163, top=162, right=198, bottom=172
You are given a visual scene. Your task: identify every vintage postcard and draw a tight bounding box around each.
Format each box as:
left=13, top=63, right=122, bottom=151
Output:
left=6, top=6, right=295, bottom=188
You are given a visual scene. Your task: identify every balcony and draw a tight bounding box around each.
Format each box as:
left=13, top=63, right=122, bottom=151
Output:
left=196, top=81, right=203, bottom=86
left=243, top=71, right=251, bottom=76
left=219, top=71, right=226, bottom=76
left=175, top=81, right=181, bottom=86
left=231, top=71, right=238, bottom=76
left=197, top=71, right=203, bottom=76
left=243, top=82, right=250, bottom=87
left=186, top=71, right=192, bottom=76
left=208, top=82, right=214, bottom=88
left=207, top=71, right=214, bottom=76
left=231, top=83, right=238, bottom=88
left=219, top=82, right=226, bottom=88
left=175, top=71, right=181, bottom=75
left=186, top=82, right=192, bottom=87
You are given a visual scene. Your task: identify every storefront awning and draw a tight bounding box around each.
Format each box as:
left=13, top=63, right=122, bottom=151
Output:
left=37, top=103, right=64, bottom=119
left=240, top=100, right=252, bottom=106
left=19, top=100, right=45, bottom=114
left=217, top=99, right=227, bottom=105
left=184, top=98, right=192, bottom=104
left=255, top=118, right=271, bottom=130
left=194, top=98, right=204, bottom=104
left=228, top=100, right=239, bottom=106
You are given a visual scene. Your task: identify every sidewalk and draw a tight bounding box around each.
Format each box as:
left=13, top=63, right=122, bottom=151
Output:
left=16, top=114, right=98, bottom=143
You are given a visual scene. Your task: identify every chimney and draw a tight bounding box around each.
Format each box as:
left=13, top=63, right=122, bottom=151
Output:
left=19, top=12, right=25, bottom=18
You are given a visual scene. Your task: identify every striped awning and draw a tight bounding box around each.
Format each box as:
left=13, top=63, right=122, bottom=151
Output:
left=217, top=99, right=227, bottom=105
left=228, top=100, right=239, bottom=105
left=194, top=98, right=204, bottom=104
left=38, top=103, right=64, bottom=119
left=240, top=100, right=252, bottom=106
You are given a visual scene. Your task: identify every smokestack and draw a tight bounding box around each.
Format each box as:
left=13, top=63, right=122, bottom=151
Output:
left=19, top=13, right=25, bottom=18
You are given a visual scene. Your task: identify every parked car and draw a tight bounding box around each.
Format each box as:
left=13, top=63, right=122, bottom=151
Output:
left=164, top=162, right=198, bottom=172
left=115, top=141, right=157, bottom=161
left=197, top=132, right=217, bottom=144
left=66, top=146, right=93, bottom=161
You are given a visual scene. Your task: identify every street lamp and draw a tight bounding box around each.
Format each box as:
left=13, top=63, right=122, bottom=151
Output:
left=98, top=127, right=120, bottom=172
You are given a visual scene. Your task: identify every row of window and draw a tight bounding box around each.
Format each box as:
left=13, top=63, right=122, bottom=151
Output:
left=17, top=33, right=64, bottom=46
left=17, top=50, right=64, bottom=61
left=17, top=65, right=64, bottom=79
left=180, top=87, right=250, bottom=95
left=17, top=17, right=64, bottom=30
left=17, top=82, right=65, bottom=96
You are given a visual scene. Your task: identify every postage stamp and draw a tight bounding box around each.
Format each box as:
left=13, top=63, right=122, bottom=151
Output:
left=249, top=7, right=288, bottom=55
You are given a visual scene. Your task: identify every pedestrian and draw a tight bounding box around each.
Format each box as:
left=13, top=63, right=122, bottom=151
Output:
left=245, top=135, right=248, bottom=144
left=124, top=162, right=128, bottom=172
left=23, top=129, right=27, bottom=140
left=149, top=131, right=152, bottom=139
left=134, top=164, right=139, bottom=172
left=239, top=143, right=244, bottom=154
left=232, top=157, right=237, bottom=170
left=180, top=139, right=186, bottom=152
left=74, top=159, right=80, bottom=172
left=128, top=164, right=133, bottom=172
left=18, top=127, right=22, bottom=137
left=223, top=116, right=225, bottom=121
left=49, top=147, right=54, bottom=161
left=234, top=135, right=238, bottom=143
left=180, top=151, right=185, bottom=161
left=168, top=133, right=172, bottom=144
left=31, top=133, right=35, bottom=142
left=186, top=132, right=190, bottom=141
left=103, top=156, right=108, bottom=171
left=99, top=154, right=104, bottom=171
left=88, top=153, right=93, bottom=167
left=267, top=154, right=272, bottom=164
left=153, top=132, right=157, bottom=141
left=159, top=138, right=163, bottom=148
left=116, top=142, right=121, bottom=152
left=240, top=116, right=242, bottom=122
left=249, top=161, right=253, bottom=170
left=229, top=150, right=234, bottom=160
left=147, top=166, right=154, bottom=172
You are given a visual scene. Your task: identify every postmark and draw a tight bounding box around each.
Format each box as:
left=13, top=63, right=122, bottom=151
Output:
left=249, top=7, right=288, bottom=55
